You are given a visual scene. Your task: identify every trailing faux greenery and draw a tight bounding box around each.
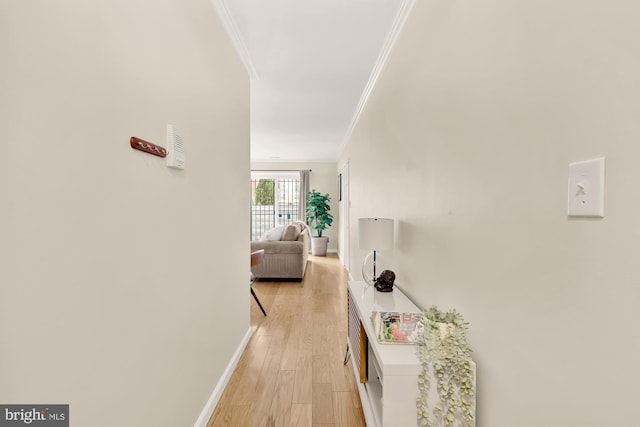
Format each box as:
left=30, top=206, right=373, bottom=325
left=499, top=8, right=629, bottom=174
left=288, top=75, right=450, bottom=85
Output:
left=416, top=306, right=475, bottom=427
left=305, top=189, right=333, bottom=237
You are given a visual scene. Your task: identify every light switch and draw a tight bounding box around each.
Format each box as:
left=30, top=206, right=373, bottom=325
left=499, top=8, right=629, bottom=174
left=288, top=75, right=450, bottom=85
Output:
left=568, top=158, right=605, bottom=217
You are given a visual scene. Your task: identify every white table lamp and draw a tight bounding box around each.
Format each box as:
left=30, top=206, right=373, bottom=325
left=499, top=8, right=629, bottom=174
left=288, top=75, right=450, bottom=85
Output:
left=359, top=218, right=394, bottom=286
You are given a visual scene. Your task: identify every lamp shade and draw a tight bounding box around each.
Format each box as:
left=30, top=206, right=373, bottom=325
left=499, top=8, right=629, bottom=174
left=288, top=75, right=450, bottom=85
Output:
left=358, top=218, right=394, bottom=251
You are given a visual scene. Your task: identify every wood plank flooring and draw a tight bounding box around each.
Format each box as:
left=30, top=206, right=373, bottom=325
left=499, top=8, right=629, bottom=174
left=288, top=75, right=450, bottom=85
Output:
left=208, top=254, right=366, bottom=427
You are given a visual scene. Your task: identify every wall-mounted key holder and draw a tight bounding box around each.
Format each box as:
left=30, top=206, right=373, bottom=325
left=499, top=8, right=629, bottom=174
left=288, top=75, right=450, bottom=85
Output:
left=130, top=136, right=167, bottom=158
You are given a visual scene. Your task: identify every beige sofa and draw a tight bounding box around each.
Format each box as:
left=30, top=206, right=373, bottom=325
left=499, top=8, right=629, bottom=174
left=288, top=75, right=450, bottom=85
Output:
left=250, top=222, right=310, bottom=280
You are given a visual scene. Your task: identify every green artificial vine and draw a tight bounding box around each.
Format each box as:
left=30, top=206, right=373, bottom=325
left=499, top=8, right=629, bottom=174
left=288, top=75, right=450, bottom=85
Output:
left=416, top=306, right=475, bottom=427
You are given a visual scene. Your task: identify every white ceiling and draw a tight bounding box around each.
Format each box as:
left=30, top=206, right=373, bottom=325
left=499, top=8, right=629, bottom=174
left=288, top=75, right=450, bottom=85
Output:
left=216, top=0, right=412, bottom=162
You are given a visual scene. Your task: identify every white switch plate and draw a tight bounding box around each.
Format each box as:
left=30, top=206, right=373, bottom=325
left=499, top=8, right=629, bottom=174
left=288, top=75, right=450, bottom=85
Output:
left=568, top=157, right=605, bottom=217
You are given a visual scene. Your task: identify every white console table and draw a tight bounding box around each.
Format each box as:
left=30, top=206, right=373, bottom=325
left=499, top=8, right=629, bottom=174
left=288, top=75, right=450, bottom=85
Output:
left=347, top=281, right=476, bottom=427
left=347, top=281, right=423, bottom=427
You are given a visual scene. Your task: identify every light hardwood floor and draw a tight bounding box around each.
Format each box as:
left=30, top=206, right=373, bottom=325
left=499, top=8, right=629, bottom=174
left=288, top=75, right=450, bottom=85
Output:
left=208, top=254, right=366, bottom=427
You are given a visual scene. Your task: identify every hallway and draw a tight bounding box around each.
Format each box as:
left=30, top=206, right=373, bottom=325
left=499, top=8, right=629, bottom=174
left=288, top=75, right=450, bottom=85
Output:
left=208, top=255, right=365, bottom=427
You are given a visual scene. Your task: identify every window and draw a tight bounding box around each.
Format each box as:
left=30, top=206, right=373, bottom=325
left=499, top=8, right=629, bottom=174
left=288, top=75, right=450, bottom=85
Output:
left=250, top=171, right=301, bottom=240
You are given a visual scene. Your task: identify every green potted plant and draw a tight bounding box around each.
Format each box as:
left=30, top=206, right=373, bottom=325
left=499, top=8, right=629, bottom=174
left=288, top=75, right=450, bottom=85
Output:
left=306, top=189, right=333, bottom=256
left=416, top=306, right=475, bottom=427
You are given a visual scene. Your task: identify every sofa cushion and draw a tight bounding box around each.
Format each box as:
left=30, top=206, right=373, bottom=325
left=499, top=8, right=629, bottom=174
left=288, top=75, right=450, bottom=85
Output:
left=282, top=223, right=301, bottom=241
left=251, top=240, right=304, bottom=254
left=261, top=225, right=285, bottom=241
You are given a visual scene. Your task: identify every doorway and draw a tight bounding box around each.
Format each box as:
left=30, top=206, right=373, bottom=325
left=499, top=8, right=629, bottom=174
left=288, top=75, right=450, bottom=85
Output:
left=340, top=160, right=350, bottom=272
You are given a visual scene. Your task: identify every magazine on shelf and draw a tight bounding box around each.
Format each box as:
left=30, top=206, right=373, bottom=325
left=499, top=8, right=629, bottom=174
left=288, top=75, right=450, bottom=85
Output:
left=371, top=311, right=423, bottom=344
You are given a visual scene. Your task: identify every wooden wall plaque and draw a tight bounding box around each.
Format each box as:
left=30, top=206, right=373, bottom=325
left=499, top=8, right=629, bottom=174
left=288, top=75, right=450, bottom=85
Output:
left=130, top=136, right=167, bottom=158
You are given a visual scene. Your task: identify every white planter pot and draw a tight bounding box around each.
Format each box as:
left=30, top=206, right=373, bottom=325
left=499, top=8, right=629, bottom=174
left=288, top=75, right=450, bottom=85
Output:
left=311, top=236, right=329, bottom=256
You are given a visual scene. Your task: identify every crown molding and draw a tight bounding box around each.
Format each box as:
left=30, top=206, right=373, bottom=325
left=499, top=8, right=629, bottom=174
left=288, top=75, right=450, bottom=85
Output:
left=211, top=0, right=259, bottom=80
left=339, top=0, right=416, bottom=150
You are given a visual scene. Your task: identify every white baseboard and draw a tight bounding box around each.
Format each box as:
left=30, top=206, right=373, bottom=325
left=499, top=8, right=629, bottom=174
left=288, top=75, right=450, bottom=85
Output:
left=193, top=327, right=253, bottom=427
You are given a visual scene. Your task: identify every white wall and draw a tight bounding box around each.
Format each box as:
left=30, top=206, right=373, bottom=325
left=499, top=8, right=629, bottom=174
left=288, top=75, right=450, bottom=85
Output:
left=0, top=1, right=249, bottom=426
left=341, top=1, right=640, bottom=426
left=251, top=162, right=339, bottom=251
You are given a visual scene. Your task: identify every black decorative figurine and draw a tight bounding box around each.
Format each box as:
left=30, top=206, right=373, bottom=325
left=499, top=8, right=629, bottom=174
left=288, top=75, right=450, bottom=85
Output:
left=374, top=270, right=395, bottom=292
